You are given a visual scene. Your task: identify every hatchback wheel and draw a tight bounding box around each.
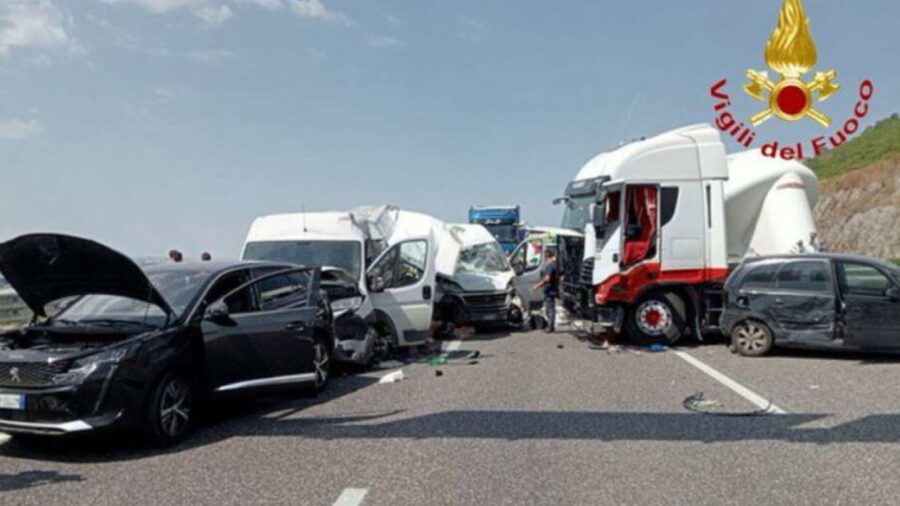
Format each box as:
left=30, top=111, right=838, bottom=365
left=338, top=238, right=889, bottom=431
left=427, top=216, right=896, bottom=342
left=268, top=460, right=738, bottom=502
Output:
left=312, top=339, right=331, bottom=392
left=731, top=320, right=774, bottom=357
left=145, top=370, right=194, bottom=446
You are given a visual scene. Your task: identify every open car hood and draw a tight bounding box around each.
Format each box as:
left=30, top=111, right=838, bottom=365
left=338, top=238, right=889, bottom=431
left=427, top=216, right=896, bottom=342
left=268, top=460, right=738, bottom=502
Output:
left=0, top=234, right=173, bottom=318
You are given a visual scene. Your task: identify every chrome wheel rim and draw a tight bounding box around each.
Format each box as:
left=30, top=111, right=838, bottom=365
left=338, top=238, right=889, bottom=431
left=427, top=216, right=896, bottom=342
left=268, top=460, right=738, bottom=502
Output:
left=159, top=377, right=191, bottom=437
left=636, top=300, right=673, bottom=336
left=736, top=322, right=768, bottom=352
left=313, top=343, right=330, bottom=387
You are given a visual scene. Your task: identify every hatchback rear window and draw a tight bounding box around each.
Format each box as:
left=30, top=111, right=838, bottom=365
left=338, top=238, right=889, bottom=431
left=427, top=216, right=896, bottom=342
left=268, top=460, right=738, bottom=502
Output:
left=775, top=261, right=830, bottom=292
left=740, top=263, right=778, bottom=289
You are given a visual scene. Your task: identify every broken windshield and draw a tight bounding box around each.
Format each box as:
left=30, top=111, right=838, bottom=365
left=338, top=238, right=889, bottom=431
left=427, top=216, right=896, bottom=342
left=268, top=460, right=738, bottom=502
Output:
left=456, top=242, right=510, bottom=274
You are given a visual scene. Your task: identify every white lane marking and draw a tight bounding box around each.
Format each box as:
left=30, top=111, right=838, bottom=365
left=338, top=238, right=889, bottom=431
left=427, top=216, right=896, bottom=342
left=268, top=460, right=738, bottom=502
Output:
left=333, top=487, right=368, bottom=506
left=0, top=433, right=10, bottom=444
left=673, top=350, right=786, bottom=414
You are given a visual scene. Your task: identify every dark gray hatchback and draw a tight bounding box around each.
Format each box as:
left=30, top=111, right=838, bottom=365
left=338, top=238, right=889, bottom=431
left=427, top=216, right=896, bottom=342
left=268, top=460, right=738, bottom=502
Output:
left=721, top=254, right=900, bottom=357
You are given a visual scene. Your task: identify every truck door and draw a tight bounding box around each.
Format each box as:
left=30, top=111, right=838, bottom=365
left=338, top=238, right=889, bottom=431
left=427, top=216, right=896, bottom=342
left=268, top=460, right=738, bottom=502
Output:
left=768, top=259, right=836, bottom=344
left=592, top=186, right=623, bottom=286
left=836, top=261, right=900, bottom=349
left=622, top=185, right=659, bottom=267
left=366, top=238, right=436, bottom=345
left=511, top=237, right=550, bottom=311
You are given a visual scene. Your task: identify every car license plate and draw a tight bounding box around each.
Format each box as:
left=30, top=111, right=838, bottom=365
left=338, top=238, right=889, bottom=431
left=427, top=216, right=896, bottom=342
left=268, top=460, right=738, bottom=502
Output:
left=0, top=394, right=24, bottom=410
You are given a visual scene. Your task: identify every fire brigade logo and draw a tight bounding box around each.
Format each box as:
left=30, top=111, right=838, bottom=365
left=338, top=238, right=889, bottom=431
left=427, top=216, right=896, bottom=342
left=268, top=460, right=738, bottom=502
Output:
left=743, top=0, right=839, bottom=127
left=708, top=0, right=873, bottom=160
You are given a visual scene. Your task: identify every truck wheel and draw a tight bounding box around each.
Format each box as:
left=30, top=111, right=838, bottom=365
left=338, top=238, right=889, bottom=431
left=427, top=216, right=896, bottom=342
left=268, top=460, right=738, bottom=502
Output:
left=626, top=292, right=687, bottom=346
left=731, top=320, right=773, bottom=357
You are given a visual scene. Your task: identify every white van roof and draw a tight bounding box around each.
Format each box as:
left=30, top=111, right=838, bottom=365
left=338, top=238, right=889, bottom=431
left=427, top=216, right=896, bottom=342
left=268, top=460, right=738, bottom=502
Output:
left=245, top=211, right=364, bottom=242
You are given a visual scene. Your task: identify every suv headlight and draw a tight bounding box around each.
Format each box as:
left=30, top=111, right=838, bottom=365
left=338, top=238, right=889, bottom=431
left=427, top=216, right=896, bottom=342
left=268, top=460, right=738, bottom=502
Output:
left=52, top=342, right=140, bottom=385
left=331, top=296, right=363, bottom=313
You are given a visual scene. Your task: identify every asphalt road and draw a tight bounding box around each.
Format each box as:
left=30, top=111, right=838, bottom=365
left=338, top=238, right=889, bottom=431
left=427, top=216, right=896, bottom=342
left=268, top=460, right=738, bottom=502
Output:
left=3, top=329, right=900, bottom=505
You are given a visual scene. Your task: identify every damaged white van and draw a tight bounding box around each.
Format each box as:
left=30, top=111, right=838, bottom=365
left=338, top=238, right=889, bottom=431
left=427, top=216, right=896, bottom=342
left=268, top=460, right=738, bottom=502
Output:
left=434, top=224, right=518, bottom=327
left=242, top=206, right=447, bottom=356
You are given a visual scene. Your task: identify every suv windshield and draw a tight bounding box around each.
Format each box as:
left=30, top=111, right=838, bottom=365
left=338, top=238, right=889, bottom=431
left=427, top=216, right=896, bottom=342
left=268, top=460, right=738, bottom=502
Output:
left=243, top=241, right=362, bottom=279
left=52, top=269, right=212, bottom=328
left=456, top=242, right=510, bottom=274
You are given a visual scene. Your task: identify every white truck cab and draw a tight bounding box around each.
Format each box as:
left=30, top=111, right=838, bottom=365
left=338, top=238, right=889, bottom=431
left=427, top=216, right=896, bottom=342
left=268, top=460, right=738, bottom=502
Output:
left=557, top=124, right=819, bottom=344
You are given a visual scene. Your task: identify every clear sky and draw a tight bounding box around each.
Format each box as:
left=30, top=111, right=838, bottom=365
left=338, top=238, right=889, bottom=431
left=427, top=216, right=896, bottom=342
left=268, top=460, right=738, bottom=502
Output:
left=1, top=0, right=898, bottom=259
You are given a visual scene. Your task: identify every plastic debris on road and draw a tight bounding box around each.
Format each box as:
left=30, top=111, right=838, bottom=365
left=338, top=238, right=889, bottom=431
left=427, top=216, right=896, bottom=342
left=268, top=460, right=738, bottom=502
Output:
left=378, top=370, right=405, bottom=384
left=428, top=357, right=448, bottom=366
left=648, top=344, right=667, bottom=352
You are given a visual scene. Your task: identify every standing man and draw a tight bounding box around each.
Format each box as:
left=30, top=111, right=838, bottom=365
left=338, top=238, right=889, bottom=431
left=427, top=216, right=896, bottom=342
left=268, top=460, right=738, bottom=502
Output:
left=532, top=249, right=559, bottom=333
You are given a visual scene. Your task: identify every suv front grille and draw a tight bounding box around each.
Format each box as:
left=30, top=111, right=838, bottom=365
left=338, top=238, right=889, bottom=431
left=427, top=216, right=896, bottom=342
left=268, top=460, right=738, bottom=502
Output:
left=0, top=361, right=68, bottom=388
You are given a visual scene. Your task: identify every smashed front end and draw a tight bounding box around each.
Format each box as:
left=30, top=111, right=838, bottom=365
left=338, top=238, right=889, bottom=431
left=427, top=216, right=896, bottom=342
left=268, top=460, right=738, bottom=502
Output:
left=434, top=275, right=515, bottom=326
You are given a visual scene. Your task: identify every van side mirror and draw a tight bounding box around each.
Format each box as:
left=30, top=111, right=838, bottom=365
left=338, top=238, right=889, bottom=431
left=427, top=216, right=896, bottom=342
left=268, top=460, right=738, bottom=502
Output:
left=887, top=286, right=900, bottom=302
left=512, top=263, right=524, bottom=276
left=368, top=275, right=385, bottom=293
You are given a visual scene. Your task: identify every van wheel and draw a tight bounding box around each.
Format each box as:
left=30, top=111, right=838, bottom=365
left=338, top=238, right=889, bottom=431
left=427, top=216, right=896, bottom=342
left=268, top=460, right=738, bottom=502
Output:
left=731, top=320, right=773, bottom=357
left=144, top=370, right=194, bottom=446
left=626, top=292, right=687, bottom=346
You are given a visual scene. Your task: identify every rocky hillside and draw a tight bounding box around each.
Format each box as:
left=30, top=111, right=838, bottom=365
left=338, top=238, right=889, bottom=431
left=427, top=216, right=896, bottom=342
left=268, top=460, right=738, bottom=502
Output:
left=810, top=115, right=900, bottom=260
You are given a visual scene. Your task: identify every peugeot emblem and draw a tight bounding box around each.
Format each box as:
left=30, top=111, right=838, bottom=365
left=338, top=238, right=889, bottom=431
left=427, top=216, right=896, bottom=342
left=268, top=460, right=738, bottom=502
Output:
left=9, top=367, right=20, bottom=383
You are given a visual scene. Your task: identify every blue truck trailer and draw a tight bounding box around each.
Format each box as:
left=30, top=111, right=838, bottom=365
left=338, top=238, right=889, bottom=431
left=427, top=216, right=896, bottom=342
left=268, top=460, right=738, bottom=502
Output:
left=468, top=205, right=524, bottom=254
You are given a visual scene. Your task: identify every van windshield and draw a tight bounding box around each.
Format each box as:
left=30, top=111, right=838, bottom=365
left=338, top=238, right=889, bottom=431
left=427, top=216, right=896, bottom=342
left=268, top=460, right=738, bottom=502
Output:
left=456, top=242, right=510, bottom=274
left=244, top=241, right=362, bottom=279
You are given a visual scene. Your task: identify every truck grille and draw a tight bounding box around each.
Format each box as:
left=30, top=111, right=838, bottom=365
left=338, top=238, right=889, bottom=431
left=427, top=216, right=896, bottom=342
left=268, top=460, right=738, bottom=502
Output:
left=579, top=258, right=594, bottom=285
left=0, top=361, right=68, bottom=388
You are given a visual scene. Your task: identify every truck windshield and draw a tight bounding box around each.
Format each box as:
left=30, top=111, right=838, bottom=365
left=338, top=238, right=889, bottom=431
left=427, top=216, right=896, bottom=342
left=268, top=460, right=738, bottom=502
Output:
left=243, top=241, right=362, bottom=279
left=484, top=224, right=518, bottom=243
left=456, top=242, right=510, bottom=274
left=560, top=196, right=597, bottom=231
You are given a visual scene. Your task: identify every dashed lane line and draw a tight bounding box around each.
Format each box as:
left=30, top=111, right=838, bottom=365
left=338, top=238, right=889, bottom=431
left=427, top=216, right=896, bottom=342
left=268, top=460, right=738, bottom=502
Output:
left=332, top=487, right=368, bottom=506
left=673, top=350, right=786, bottom=414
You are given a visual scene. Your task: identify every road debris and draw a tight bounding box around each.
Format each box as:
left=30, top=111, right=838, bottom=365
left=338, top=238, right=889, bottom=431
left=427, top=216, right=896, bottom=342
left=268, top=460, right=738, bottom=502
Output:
left=378, top=370, right=405, bottom=384
left=683, top=392, right=778, bottom=417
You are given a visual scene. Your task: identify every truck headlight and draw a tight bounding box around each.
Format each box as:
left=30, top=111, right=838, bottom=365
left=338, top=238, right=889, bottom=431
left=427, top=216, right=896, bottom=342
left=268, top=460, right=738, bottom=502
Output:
left=52, top=342, right=139, bottom=385
left=331, top=296, right=363, bottom=313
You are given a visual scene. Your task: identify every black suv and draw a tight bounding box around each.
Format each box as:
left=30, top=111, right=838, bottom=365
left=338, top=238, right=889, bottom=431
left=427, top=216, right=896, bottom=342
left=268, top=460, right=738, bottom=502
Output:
left=721, top=254, right=900, bottom=357
left=0, top=234, right=334, bottom=444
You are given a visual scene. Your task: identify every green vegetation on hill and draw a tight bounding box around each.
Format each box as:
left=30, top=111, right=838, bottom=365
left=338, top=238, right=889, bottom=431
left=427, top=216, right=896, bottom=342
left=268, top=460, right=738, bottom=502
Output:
left=806, top=114, right=900, bottom=180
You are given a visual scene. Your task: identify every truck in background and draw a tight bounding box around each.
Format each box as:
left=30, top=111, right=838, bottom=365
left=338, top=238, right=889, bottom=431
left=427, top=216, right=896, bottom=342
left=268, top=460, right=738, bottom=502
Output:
left=468, top=205, right=524, bottom=254
left=555, top=124, right=819, bottom=345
